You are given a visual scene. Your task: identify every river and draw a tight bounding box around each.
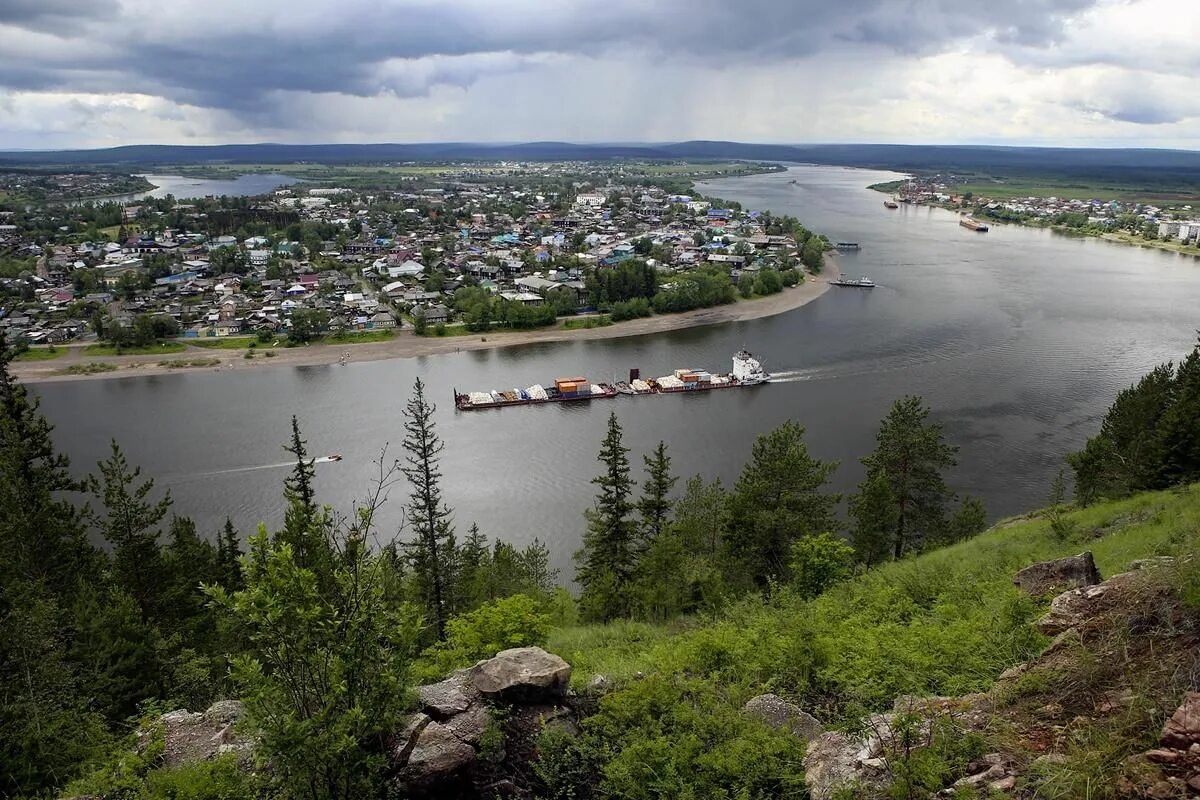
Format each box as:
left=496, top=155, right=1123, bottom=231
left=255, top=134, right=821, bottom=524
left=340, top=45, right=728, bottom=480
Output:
left=33, top=165, right=1200, bottom=576
left=97, top=173, right=303, bottom=203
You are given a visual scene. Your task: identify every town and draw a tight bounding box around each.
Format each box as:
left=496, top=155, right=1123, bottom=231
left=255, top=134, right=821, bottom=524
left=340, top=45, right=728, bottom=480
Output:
left=877, top=173, right=1200, bottom=251
left=0, top=165, right=827, bottom=362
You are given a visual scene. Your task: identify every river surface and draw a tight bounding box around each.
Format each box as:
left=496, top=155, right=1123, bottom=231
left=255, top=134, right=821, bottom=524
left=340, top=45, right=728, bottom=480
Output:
left=102, top=173, right=302, bottom=203
left=33, top=165, right=1200, bottom=576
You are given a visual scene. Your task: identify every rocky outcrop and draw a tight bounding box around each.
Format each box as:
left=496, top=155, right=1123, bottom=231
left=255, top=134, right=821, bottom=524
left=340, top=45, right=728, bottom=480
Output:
left=1119, top=693, right=1200, bottom=798
left=742, top=694, right=823, bottom=741
left=391, top=647, right=577, bottom=796
left=802, top=695, right=992, bottom=800
left=1014, top=551, right=1101, bottom=596
left=1036, top=569, right=1145, bottom=635
left=470, top=647, right=571, bottom=701
left=149, top=700, right=255, bottom=769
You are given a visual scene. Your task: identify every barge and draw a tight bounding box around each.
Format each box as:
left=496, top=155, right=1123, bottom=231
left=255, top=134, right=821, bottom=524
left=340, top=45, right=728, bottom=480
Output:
left=454, top=351, right=769, bottom=410
left=959, top=216, right=989, bottom=232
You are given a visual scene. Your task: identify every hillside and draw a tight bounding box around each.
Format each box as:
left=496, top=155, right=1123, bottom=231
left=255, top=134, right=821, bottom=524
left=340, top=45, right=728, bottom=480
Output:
left=73, top=485, right=1200, bottom=799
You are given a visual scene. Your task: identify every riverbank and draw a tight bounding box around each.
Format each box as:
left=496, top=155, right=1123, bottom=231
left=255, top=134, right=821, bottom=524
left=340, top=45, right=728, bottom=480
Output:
left=13, top=271, right=834, bottom=384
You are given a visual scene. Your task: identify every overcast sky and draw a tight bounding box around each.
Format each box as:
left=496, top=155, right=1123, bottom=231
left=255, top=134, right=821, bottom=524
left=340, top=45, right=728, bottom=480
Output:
left=1, top=0, right=1198, bottom=150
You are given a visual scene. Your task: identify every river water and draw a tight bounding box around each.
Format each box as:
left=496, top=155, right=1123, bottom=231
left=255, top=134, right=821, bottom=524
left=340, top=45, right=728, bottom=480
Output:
left=99, top=173, right=303, bottom=203
left=33, top=165, right=1200, bottom=575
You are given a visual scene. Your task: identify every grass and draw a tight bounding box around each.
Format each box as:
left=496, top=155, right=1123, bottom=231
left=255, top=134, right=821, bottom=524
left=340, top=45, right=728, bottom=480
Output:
left=185, top=337, right=261, bottom=350
left=561, top=315, right=613, bottom=330
left=14, top=347, right=67, bottom=361
left=84, top=341, right=187, bottom=356
left=548, top=485, right=1200, bottom=714
left=322, top=329, right=396, bottom=344
left=55, top=362, right=118, bottom=375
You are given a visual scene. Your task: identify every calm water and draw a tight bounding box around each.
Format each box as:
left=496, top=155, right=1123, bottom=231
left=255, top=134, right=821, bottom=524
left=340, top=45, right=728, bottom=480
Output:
left=104, top=173, right=302, bottom=203
left=34, top=165, right=1200, bottom=575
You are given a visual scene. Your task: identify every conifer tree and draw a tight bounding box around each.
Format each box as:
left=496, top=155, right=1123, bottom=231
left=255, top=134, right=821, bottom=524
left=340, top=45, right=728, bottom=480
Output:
left=575, top=412, right=639, bottom=621
left=217, top=516, right=244, bottom=590
left=849, top=469, right=899, bottom=567
left=860, top=396, right=958, bottom=559
left=277, top=416, right=334, bottom=578
left=637, top=440, right=676, bottom=547
left=401, top=377, right=456, bottom=640
left=726, top=421, right=838, bottom=590
left=88, top=440, right=172, bottom=618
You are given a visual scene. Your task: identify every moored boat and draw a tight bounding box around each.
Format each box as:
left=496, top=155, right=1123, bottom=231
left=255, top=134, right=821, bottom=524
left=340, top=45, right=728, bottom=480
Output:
left=884, top=199, right=899, bottom=209
left=835, top=242, right=861, bottom=250
left=959, top=216, right=989, bottom=232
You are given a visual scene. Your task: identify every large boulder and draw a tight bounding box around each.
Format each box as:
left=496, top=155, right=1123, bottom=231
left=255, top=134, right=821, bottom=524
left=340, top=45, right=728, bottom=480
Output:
left=398, top=720, right=477, bottom=785
left=418, top=673, right=479, bottom=717
left=469, top=647, right=571, bottom=701
left=1036, top=570, right=1142, bottom=635
left=742, top=694, right=823, bottom=740
left=1014, top=552, right=1101, bottom=596
left=1161, top=692, right=1200, bottom=750
left=153, top=700, right=254, bottom=769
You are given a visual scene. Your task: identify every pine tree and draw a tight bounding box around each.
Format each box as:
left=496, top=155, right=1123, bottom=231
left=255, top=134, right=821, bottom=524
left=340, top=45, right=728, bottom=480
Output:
left=457, top=523, right=490, bottom=610
left=726, top=421, right=838, bottom=590
left=943, top=496, right=988, bottom=545
left=637, top=440, right=676, bottom=547
left=401, top=377, right=456, bottom=640
left=217, top=516, right=244, bottom=590
left=849, top=468, right=899, bottom=567
left=88, top=440, right=172, bottom=618
left=277, top=416, right=334, bottom=577
left=575, top=412, right=639, bottom=621
left=1155, top=346, right=1200, bottom=486
left=861, top=396, right=958, bottom=559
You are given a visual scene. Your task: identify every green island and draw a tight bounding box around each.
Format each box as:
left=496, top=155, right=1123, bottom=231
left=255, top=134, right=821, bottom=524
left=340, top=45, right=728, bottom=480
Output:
left=5, top=328, right=1200, bottom=800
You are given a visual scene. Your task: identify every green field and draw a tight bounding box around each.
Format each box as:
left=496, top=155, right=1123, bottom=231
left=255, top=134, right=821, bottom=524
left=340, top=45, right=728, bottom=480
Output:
left=185, top=336, right=261, bottom=350
left=83, top=341, right=187, bottom=356
left=322, top=329, right=396, bottom=344
left=14, top=347, right=67, bottom=361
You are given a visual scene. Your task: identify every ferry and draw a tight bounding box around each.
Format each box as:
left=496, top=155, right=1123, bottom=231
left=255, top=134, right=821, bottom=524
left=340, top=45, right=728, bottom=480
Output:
left=835, top=242, right=861, bottom=251
left=959, top=216, right=989, bottom=232
left=884, top=199, right=899, bottom=209
left=830, top=276, right=876, bottom=288
left=454, top=351, right=769, bottom=410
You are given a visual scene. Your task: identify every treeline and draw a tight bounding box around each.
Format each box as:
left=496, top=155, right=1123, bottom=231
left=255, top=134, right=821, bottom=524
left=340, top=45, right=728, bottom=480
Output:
left=0, top=337, right=559, bottom=799
left=573, top=398, right=987, bottom=623
left=449, top=285, right=574, bottom=332
left=1069, top=338, right=1200, bottom=503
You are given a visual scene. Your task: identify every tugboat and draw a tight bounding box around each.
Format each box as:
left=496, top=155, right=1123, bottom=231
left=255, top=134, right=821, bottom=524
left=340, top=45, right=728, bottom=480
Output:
left=731, top=350, right=770, bottom=385
left=830, top=276, right=876, bottom=288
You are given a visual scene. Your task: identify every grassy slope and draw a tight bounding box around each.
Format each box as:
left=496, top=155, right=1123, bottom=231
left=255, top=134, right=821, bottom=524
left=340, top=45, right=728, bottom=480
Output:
left=550, top=485, right=1200, bottom=723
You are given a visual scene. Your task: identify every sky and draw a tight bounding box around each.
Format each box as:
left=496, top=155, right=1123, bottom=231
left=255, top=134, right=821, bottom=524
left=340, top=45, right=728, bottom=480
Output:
left=1, top=0, right=1198, bottom=150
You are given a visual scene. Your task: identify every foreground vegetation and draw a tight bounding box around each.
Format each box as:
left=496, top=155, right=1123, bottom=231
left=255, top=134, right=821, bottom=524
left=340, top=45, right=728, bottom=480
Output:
left=5, top=336, right=1200, bottom=799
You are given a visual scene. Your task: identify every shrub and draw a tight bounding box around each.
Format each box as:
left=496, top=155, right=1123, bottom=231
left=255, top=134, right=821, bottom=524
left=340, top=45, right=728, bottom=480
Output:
left=417, top=594, right=550, bottom=680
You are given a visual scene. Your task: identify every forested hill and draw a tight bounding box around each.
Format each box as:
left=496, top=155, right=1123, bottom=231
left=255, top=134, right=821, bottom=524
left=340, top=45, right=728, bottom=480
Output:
left=5, top=141, right=1200, bottom=184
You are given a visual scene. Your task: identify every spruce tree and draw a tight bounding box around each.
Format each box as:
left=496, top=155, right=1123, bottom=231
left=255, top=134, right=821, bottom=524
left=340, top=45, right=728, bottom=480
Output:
left=1154, top=346, right=1200, bottom=486
left=458, top=523, right=490, bottom=610
left=88, top=440, right=172, bottom=619
left=217, top=517, right=244, bottom=590
left=637, top=440, right=676, bottom=547
left=401, top=377, right=456, bottom=640
left=726, top=421, right=838, bottom=590
left=861, top=396, right=958, bottom=559
left=849, top=469, right=899, bottom=567
left=575, top=412, right=639, bottom=621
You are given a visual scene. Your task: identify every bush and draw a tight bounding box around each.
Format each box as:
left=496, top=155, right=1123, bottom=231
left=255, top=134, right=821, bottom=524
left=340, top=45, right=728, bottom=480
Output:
left=789, top=532, right=855, bottom=600
left=417, top=594, right=550, bottom=680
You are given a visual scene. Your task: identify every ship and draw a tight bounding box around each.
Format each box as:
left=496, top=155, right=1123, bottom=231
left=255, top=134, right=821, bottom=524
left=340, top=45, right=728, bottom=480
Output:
left=959, top=216, right=989, bottom=232
left=835, top=242, right=861, bottom=250
left=884, top=199, right=899, bottom=209
left=453, top=352, right=769, bottom=410
left=830, top=276, right=876, bottom=288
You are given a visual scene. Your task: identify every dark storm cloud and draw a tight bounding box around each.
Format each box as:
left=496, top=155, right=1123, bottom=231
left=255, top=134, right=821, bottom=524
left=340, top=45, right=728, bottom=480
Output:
left=0, top=0, right=1106, bottom=115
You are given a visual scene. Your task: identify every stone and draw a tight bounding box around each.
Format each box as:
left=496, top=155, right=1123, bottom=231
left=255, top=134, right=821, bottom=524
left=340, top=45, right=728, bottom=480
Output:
left=156, top=700, right=255, bottom=769
left=1161, top=692, right=1200, bottom=750
left=1187, top=774, right=1200, bottom=792
left=400, top=721, right=476, bottom=783
left=742, top=694, right=824, bottom=740
left=1145, top=748, right=1181, bottom=764
left=998, top=662, right=1029, bottom=681
left=443, top=703, right=490, bottom=747
left=1038, top=583, right=1112, bottom=635
left=1014, top=552, right=1101, bottom=596
left=417, top=673, right=478, bottom=717
left=588, top=674, right=612, bottom=693
left=988, top=776, right=1017, bottom=792
left=803, top=732, right=865, bottom=800
left=470, top=647, right=571, bottom=701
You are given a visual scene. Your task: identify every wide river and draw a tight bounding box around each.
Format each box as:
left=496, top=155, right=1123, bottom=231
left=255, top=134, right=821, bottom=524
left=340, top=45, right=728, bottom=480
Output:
left=34, top=165, right=1200, bottom=576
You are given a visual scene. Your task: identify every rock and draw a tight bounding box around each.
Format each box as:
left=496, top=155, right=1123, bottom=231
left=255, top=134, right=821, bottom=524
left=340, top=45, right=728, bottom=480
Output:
left=417, top=673, right=478, bottom=717
left=1015, top=552, right=1101, bottom=596
left=588, top=674, right=612, bottom=693
left=804, top=732, right=868, bottom=800
left=443, top=704, right=490, bottom=747
left=1130, top=556, right=1176, bottom=571
left=400, top=721, right=476, bottom=784
left=998, top=662, right=1029, bottom=681
left=1146, top=748, right=1182, bottom=764
left=1187, top=774, right=1200, bottom=792
left=742, top=694, right=824, bottom=740
left=1161, top=692, right=1200, bottom=750
left=988, top=776, right=1017, bottom=792
left=156, top=700, right=255, bottom=769
left=1038, top=583, right=1112, bottom=635
left=470, top=647, right=571, bottom=701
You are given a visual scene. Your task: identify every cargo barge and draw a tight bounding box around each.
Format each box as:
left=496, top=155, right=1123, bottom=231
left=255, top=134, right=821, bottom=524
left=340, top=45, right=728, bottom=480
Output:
left=959, top=216, right=989, bottom=232
left=454, top=351, right=769, bottom=410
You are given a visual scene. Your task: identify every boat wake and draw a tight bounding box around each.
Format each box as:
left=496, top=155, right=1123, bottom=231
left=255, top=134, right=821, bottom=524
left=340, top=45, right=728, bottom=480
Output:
left=766, top=369, right=815, bottom=384
left=182, top=456, right=340, bottom=481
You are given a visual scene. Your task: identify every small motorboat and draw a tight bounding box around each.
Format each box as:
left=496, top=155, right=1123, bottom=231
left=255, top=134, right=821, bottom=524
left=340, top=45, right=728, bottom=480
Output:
left=327, top=453, right=343, bottom=462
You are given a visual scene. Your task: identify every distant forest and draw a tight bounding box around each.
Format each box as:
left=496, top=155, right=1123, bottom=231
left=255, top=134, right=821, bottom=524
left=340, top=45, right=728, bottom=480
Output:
left=6, top=141, right=1200, bottom=191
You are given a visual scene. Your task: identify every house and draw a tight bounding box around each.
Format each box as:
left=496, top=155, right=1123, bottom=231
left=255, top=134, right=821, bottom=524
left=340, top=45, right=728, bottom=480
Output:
left=421, top=304, right=450, bottom=324
left=248, top=249, right=271, bottom=267
left=369, top=311, right=397, bottom=329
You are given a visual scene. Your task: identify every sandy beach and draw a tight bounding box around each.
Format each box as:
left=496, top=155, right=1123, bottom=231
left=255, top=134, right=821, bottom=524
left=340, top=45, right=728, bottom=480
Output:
left=13, top=270, right=835, bottom=385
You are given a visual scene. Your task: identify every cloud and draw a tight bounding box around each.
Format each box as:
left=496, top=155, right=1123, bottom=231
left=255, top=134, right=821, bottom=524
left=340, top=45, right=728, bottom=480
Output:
left=1, top=0, right=1198, bottom=148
